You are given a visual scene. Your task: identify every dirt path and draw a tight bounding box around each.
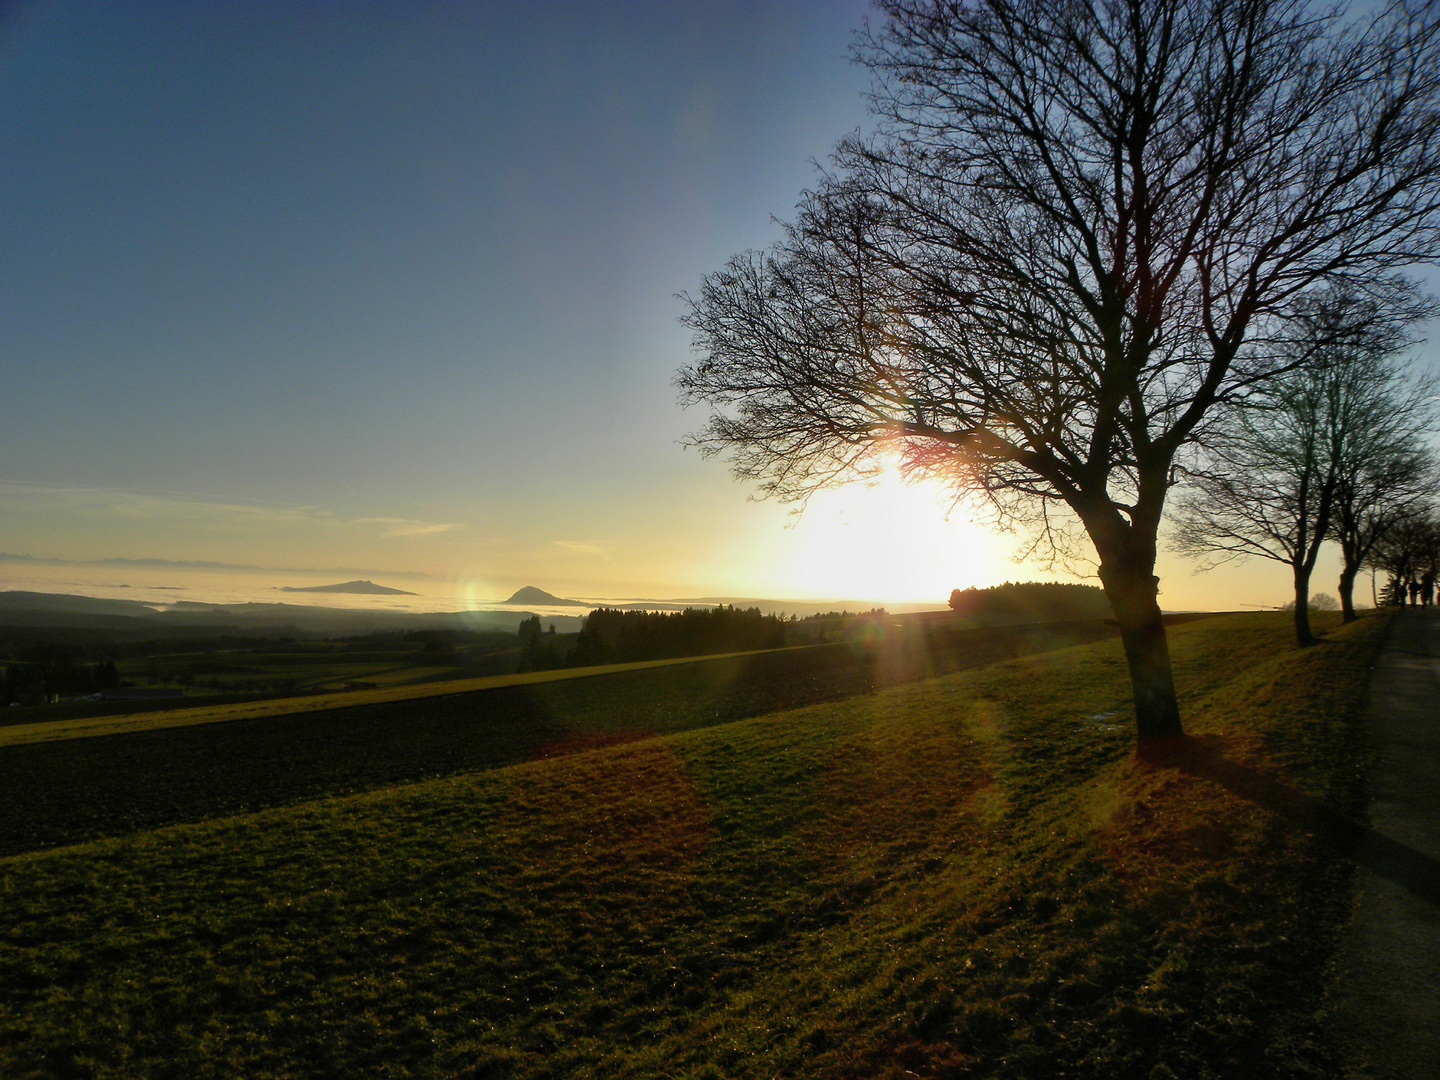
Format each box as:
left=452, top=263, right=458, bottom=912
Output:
left=1328, top=607, right=1440, bottom=1078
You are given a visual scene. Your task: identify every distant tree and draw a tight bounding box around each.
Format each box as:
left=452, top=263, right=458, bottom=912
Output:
left=1369, top=505, right=1440, bottom=603
left=1331, top=448, right=1439, bottom=619
left=516, top=615, right=563, bottom=672
left=679, top=0, right=1440, bottom=744
left=1280, top=593, right=1340, bottom=611
left=1173, top=290, right=1433, bottom=644
left=947, top=582, right=1112, bottom=624
left=517, top=615, right=542, bottom=648
left=568, top=605, right=786, bottom=666
left=1324, top=320, right=1440, bottom=620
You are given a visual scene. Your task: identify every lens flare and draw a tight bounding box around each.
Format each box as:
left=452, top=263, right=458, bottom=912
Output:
left=775, top=458, right=1006, bottom=603
left=453, top=574, right=501, bottom=609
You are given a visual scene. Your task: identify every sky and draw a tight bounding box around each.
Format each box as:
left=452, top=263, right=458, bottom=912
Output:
left=0, top=0, right=1423, bottom=611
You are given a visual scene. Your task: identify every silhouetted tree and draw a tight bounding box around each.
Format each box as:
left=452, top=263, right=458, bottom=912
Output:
left=1337, top=454, right=1435, bottom=613
left=568, top=605, right=786, bottom=666
left=947, top=582, right=1112, bottom=624
left=1172, top=290, right=1433, bottom=644
left=678, top=0, right=1440, bottom=743
left=516, top=615, right=564, bottom=672
left=1369, top=505, right=1440, bottom=604
left=1329, top=406, right=1439, bottom=621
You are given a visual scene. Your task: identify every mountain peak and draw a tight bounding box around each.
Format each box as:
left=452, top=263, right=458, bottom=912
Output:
left=279, top=580, right=417, bottom=596
left=502, top=586, right=586, bottom=606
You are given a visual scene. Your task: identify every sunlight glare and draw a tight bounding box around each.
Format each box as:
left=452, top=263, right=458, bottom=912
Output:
left=776, top=458, right=1007, bottom=604
left=454, top=574, right=502, bottom=608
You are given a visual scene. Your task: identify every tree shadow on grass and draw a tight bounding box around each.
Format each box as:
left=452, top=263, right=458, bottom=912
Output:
left=1138, top=735, right=1440, bottom=908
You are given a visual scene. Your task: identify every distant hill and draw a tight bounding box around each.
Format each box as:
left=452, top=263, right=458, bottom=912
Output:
left=279, top=580, right=416, bottom=596
left=502, top=586, right=587, bottom=607
left=0, top=591, right=160, bottom=617
left=0, top=591, right=165, bottom=630
left=0, top=590, right=586, bottom=638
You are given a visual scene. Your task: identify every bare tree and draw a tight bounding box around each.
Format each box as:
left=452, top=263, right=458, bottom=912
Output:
left=1333, top=451, right=1437, bottom=617
left=678, top=0, right=1440, bottom=744
left=1171, top=369, right=1335, bottom=645
left=1369, top=503, right=1440, bottom=603
left=1171, top=291, right=1431, bottom=643
left=1329, top=378, right=1439, bottom=620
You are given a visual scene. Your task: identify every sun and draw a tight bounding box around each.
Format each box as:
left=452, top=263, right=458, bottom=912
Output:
left=774, top=458, right=1008, bottom=604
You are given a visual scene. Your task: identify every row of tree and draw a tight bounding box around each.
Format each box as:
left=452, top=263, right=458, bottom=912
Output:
left=1370, top=510, right=1440, bottom=608
left=1, top=659, right=121, bottom=704
left=565, top=606, right=787, bottom=667
left=677, top=0, right=1440, bottom=745
left=947, top=583, right=1113, bottom=625
left=1171, top=288, right=1440, bottom=645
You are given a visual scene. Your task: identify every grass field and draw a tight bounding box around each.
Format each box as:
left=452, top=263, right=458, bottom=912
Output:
left=0, top=632, right=528, bottom=728
left=0, top=620, right=1121, bottom=856
left=0, top=650, right=783, bottom=748
left=0, top=611, right=1386, bottom=1078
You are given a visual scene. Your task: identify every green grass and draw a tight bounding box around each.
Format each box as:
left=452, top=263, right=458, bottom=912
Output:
left=0, top=611, right=1387, bottom=1078
left=0, top=622, right=1124, bottom=856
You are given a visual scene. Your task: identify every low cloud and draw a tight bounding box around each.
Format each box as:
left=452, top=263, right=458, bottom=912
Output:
left=358, top=518, right=463, bottom=539
left=0, top=480, right=460, bottom=547
left=552, top=539, right=610, bottom=560
left=0, top=480, right=328, bottom=531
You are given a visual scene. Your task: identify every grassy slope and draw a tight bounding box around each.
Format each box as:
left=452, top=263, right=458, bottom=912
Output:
left=0, top=623, right=1122, bottom=857
left=0, top=612, right=1385, bottom=1079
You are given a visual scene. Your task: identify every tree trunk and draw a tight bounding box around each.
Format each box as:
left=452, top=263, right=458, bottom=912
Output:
left=1338, top=564, right=1358, bottom=622
left=1097, top=559, right=1184, bottom=744
left=1293, top=564, right=1317, bottom=645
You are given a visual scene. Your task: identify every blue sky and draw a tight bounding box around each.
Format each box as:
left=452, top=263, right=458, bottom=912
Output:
left=0, top=0, right=1386, bottom=608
